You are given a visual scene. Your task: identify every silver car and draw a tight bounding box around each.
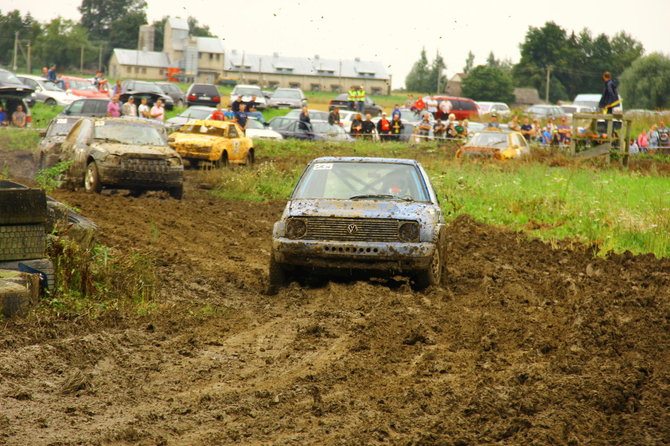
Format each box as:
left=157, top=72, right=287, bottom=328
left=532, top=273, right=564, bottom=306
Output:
left=267, top=88, right=307, bottom=109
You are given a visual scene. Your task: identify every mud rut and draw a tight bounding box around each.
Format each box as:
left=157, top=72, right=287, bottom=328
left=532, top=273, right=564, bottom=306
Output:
left=1, top=171, right=669, bottom=445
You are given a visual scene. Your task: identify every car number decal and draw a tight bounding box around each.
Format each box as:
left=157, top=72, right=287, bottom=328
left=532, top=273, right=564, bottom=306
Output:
left=313, top=163, right=333, bottom=170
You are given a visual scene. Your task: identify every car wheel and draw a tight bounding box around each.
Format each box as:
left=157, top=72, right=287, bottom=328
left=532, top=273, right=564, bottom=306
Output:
left=267, top=255, right=288, bottom=295
left=413, top=238, right=444, bottom=290
left=189, top=159, right=199, bottom=169
left=215, top=151, right=229, bottom=168
left=84, top=161, right=102, bottom=194
left=45, top=98, right=57, bottom=106
left=246, top=149, right=254, bottom=166
left=168, top=185, right=184, bottom=200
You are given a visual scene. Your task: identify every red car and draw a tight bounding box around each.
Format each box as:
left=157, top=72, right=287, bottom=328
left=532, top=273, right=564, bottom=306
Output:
left=61, top=76, right=109, bottom=99
left=428, top=96, right=479, bottom=121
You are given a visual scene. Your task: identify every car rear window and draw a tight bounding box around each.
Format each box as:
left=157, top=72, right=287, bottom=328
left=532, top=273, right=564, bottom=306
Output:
left=190, top=85, right=219, bottom=96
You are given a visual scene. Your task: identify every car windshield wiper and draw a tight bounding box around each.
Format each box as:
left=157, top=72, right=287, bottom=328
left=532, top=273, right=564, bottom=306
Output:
left=349, top=194, right=414, bottom=201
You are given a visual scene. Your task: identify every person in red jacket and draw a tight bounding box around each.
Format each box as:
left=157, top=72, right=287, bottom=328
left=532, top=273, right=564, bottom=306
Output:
left=210, top=104, right=225, bottom=121
left=376, top=112, right=391, bottom=141
left=413, top=97, right=426, bottom=112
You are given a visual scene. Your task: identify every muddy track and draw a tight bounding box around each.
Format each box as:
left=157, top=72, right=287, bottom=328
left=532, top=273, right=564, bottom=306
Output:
left=1, top=167, right=669, bottom=445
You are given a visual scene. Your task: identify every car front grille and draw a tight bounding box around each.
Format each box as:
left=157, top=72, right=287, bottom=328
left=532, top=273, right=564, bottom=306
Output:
left=303, top=217, right=400, bottom=242
left=119, top=158, right=171, bottom=180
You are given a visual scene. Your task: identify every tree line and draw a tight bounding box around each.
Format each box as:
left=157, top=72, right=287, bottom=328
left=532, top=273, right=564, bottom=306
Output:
left=405, top=21, right=670, bottom=109
left=0, top=0, right=213, bottom=74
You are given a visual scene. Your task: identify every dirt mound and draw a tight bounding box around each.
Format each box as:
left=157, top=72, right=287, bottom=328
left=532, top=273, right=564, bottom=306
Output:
left=1, top=181, right=668, bottom=445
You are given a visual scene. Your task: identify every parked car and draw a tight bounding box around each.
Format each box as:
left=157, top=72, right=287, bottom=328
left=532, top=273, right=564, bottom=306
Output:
left=328, top=93, right=382, bottom=117
left=168, top=120, right=254, bottom=167
left=457, top=130, right=530, bottom=159
left=273, top=118, right=351, bottom=141
left=156, top=81, right=185, bottom=108
left=60, top=76, right=108, bottom=99
left=267, top=88, right=307, bottom=109
left=430, top=96, right=479, bottom=121
left=269, top=157, right=445, bottom=293
left=476, top=101, right=511, bottom=117
left=165, top=106, right=216, bottom=129
left=560, top=104, right=596, bottom=118
left=43, top=117, right=184, bottom=198
left=186, top=83, right=222, bottom=107
left=60, top=98, right=110, bottom=117
left=119, top=80, right=174, bottom=110
left=284, top=109, right=329, bottom=121
left=37, top=116, right=82, bottom=168
left=17, top=75, right=77, bottom=107
left=0, top=69, right=33, bottom=126
left=245, top=118, right=283, bottom=140
left=525, top=104, right=566, bottom=120
left=229, top=84, right=267, bottom=110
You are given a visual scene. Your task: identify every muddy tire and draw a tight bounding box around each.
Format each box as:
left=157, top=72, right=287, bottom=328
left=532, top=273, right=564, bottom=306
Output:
left=267, top=256, right=288, bottom=295
left=0, top=224, right=46, bottom=261
left=413, top=240, right=444, bottom=291
left=215, top=151, right=228, bottom=168
left=168, top=185, right=184, bottom=200
left=0, top=187, right=46, bottom=225
left=246, top=150, right=255, bottom=166
left=84, top=162, right=102, bottom=194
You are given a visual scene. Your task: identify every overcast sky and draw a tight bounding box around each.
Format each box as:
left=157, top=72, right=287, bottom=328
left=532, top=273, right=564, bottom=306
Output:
left=5, top=0, right=670, bottom=88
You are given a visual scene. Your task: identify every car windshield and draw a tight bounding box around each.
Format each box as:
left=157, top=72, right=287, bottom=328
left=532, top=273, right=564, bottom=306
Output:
left=43, top=81, right=64, bottom=92
left=273, top=90, right=301, bottom=99
left=246, top=119, right=264, bottom=130
left=293, top=162, right=429, bottom=201
left=181, top=108, right=213, bottom=119
left=93, top=121, right=166, bottom=145
left=68, top=79, right=97, bottom=91
left=234, top=87, right=261, bottom=96
left=0, top=71, right=23, bottom=85
left=47, top=118, right=78, bottom=137
left=467, top=132, right=509, bottom=147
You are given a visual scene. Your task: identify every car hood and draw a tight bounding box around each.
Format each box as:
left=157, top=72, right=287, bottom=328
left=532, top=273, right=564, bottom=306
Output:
left=286, top=198, right=438, bottom=223
left=92, top=142, right=178, bottom=157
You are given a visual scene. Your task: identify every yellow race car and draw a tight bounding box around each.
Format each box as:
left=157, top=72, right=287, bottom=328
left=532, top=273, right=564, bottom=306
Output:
left=456, top=130, right=530, bottom=160
left=169, top=120, right=254, bottom=166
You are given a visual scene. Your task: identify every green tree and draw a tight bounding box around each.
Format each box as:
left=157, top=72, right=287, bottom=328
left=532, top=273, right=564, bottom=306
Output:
left=79, top=0, right=147, bottom=41
left=108, top=10, right=147, bottom=50
left=33, top=18, right=93, bottom=71
left=0, top=10, right=41, bottom=68
left=463, top=51, right=474, bottom=74
left=461, top=65, right=515, bottom=104
left=429, top=52, right=447, bottom=93
left=187, top=16, right=213, bottom=37
left=405, top=48, right=430, bottom=92
left=151, top=16, right=169, bottom=51
left=620, top=53, right=670, bottom=109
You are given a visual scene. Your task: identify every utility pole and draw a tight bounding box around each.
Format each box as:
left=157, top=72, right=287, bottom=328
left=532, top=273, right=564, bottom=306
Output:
left=98, top=45, right=103, bottom=72
left=12, top=31, right=19, bottom=71
left=80, top=46, right=85, bottom=73
left=26, top=41, right=31, bottom=73
left=545, top=65, right=551, bottom=103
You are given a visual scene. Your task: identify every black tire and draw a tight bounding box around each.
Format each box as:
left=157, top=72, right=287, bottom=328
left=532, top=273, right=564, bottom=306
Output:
left=413, top=239, right=444, bottom=291
left=168, top=184, right=184, bottom=200
left=246, top=149, right=255, bottom=166
left=189, top=159, right=199, bottom=168
left=45, top=98, right=57, bottom=106
left=215, top=151, right=229, bottom=168
left=84, top=161, right=102, bottom=194
left=0, top=187, right=47, bottom=225
left=267, top=256, right=288, bottom=295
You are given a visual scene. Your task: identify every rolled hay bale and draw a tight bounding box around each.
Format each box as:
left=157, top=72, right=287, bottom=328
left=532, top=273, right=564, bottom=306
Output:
left=0, top=269, right=40, bottom=317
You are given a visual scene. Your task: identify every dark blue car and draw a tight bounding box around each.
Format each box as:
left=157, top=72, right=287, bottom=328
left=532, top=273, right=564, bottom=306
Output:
left=269, top=157, right=445, bottom=292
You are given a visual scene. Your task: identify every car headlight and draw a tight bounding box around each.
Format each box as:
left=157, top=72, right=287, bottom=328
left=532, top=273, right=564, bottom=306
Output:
left=105, top=154, right=121, bottom=166
left=167, top=156, right=182, bottom=166
left=398, top=221, right=420, bottom=242
left=286, top=218, right=307, bottom=239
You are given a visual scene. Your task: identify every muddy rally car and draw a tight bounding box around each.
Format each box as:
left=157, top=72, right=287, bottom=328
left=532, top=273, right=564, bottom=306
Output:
left=168, top=119, right=254, bottom=167
left=40, top=117, right=184, bottom=199
left=270, top=157, right=445, bottom=293
left=457, top=130, right=530, bottom=159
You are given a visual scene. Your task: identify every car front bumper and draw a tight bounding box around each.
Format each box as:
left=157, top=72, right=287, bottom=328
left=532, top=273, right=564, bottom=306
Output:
left=272, top=238, right=436, bottom=272
left=98, top=164, right=183, bottom=189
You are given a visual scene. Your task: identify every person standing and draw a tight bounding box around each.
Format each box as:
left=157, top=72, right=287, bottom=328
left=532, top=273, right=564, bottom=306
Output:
left=122, top=96, right=137, bottom=117
left=328, top=107, right=341, bottom=126
left=347, top=86, right=357, bottom=111
left=150, top=99, right=165, bottom=122
left=648, top=125, right=660, bottom=152
left=598, top=71, right=620, bottom=114
left=405, top=94, right=414, bottom=109
left=377, top=113, right=391, bottom=141
left=350, top=113, right=363, bottom=139
left=391, top=105, right=401, bottom=120
left=94, top=71, right=108, bottom=92
left=520, top=117, right=533, bottom=141
left=657, top=121, right=669, bottom=149
left=356, top=86, right=366, bottom=113
left=362, top=114, right=375, bottom=140
left=232, top=96, right=244, bottom=113
left=211, top=103, right=225, bottom=121
left=107, top=95, right=121, bottom=117
left=224, top=104, right=235, bottom=120
left=235, top=103, right=249, bottom=130
left=637, top=130, right=648, bottom=152
left=245, top=95, right=257, bottom=112
left=390, top=114, right=404, bottom=141
left=47, top=64, right=57, bottom=83
left=417, top=114, right=432, bottom=141
left=437, top=99, right=452, bottom=120
left=413, top=96, right=425, bottom=112
left=111, top=80, right=122, bottom=97
left=426, top=95, right=438, bottom=116
left=298, top=106, right=311, bottom=138
left=11, top=105, right=27, bottom=127
left=138, top=97, right=151, bottom=119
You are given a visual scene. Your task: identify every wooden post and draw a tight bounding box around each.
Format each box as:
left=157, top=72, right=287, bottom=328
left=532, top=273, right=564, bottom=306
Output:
left=545, top=65, right=551, bottom=103
left=80, top=46, right=84, bottom=74
left=12, top=31, right=19, bottom=71
left=26, top=41, right=31, bottom=73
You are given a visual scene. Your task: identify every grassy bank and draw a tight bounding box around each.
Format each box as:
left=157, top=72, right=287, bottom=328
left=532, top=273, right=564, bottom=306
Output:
left=199, top=140, right=670, bottom=258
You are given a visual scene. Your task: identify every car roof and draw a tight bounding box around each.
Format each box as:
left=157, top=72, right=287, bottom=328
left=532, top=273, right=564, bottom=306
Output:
left=180, top=119, right=236, bottom=127
left=309, top=157, right=420, bottom=166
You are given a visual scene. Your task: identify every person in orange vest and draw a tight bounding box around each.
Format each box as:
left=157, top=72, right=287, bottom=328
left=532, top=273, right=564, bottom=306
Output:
left=376, top=112, right=391, bottom=142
